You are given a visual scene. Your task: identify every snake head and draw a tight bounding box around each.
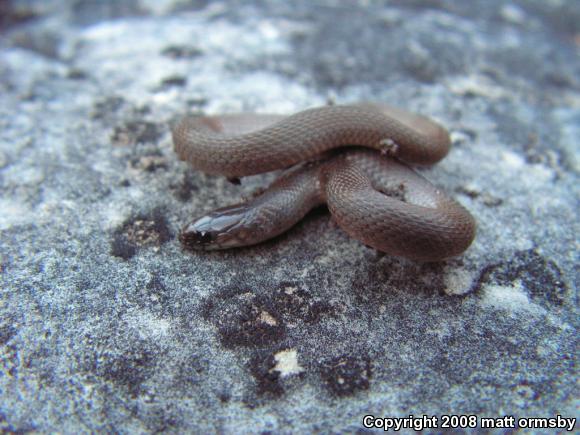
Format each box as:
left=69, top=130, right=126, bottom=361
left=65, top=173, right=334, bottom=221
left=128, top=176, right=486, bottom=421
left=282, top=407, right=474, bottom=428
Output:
left=179, top=206, right=250, bottom=251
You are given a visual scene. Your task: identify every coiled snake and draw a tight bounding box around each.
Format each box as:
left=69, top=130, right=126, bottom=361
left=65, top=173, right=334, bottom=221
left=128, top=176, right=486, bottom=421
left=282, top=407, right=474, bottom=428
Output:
left=172, top=103, right=476, bottom=261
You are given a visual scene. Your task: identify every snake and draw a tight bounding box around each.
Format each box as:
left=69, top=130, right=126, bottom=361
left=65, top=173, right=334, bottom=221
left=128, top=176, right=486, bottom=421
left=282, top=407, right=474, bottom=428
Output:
left=172, top=103, right=476, bottom=261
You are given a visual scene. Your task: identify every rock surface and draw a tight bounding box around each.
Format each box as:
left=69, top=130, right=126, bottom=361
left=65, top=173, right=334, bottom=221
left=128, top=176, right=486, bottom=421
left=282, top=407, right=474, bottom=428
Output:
left=0, top=0, right=578, bottom=432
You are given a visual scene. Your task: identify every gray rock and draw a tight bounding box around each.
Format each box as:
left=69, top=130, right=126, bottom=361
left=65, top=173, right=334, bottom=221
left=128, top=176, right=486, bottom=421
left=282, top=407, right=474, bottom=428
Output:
left=0, top=0, right=578, bottom=433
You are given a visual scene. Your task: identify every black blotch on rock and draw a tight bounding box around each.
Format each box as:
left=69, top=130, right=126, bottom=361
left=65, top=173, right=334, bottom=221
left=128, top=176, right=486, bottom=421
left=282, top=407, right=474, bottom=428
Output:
left=110, top=235, right=136, bottom=260
left=0, top=3, right=38, bottom=30
left=218, top=390, right=231, bottom=403
left=76, top=328, right=159, bottom=399
left=66, top=68, right=87, bottom=80
left=201, top=281, right=334, bottom=349
left=186, top=96, right=208, bottom=108
left=129, top=274, right=172, bottom=316
left=201, top=288, right=286, bottom=348
left=320, top=354, right=372, bottom=397
left=351, top=259, right=448, bottom=307
left=112, top=121, right=162, bottom=146
left=0, top=323, right=17, bottom=346
left=273, top=282, right=334, bottom=324
left=201, top=280, right=338, bottom=402
left=111, top=209, right=172, bottom=260
left=171, top=353, right=209, bottom=396
left=170, top=173, right=199, bottom=202
left=91, top=96, right=126, bottom=120
left=157, top=75, right=187, bottom=90
left=455, top=186, right=503, bottom=207
left=248, top=352, right=284, bottom=397
left=97, top=344, right=154, bottom=398
left=129, top=150, right=168, bottom=172
left=473, top=249, right=568, bottom=306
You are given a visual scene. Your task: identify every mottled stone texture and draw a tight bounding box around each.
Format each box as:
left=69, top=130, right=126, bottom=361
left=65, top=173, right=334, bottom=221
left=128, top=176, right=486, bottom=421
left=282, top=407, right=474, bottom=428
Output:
left=0, top=0, right=578, bottom=433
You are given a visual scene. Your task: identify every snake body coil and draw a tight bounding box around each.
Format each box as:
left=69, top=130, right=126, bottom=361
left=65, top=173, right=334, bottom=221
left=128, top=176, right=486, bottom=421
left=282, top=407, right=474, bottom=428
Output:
left=172, top=103, right=476, bottom=261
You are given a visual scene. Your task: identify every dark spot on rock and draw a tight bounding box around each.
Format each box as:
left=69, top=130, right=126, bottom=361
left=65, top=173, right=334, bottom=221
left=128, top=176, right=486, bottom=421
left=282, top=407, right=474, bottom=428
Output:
left=110, top=234, right=136, bottom=260
left=0, top=3, right=37, bottom=30
left=170, top=173, right=199, bottom=202
left=522, top=132, right=565, bottom=172
left=99, top=347, right=153, bottom=398
left=161, top=45, right=203, bottom=59
left=0, top=324, right=17, bottom=346
left=218, top=390, right=231, bottom=403
left=320, top=355, right=371, bottom=397
left=249, top=352, right=284, bottom=397
left=120, top=179, right=131, bottom=187
left=513, top=380, right=540, bottom=401
left=146, top=275, right=167, bottom=305
left=77, top=330, right=160, bottom=399
left=132, top=275, right=170, bottom=315
left=456, top=187, right=503, bottom=207
left=111, top=209, right=172, bottom=259
left=473, top=249, right=568, bottom=306
left=112, top=121, right=162, bottom=146
left=401, top=50, right=438, bottom=83
left=462, top=90, right=479, bottom=99
left=221, top=302, right=283, bottom=348
left=481, top=194, right=503, bottom=207
left=125, top=212, right=171, bottom=246
left=143, top=410, right=180, bottom=434
left=351, top=259, right=447, bottom=305
left=91, top=96, right=126, bottom=120
left=67, top=68, right=87, bottom=80
left=201, top=281, right=334, bottom=349
left=158, top=75, right=187, bottom=90
left=456, top=186, right=480, bottom=199
left=544, top=71, right=574, bottom=88
left=227, top=177, right=241, bottom=185
left=129, top=151, right=168, bottom=172
left=171, top=354, right=208, bottom=394
left=201, top=286, right=286, bottom=348
left=136, top=105, right=151, bottom=115
left=186, top=96, right=208, bottom=108
left=272, top=282, right=334, bottom=324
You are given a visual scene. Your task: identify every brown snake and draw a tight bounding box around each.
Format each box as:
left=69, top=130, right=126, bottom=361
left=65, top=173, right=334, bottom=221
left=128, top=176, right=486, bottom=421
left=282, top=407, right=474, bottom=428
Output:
left=172, top=103, right=476, bottom=261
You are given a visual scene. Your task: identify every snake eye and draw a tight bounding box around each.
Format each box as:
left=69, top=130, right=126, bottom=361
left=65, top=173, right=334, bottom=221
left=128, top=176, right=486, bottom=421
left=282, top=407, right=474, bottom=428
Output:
left=179, top=207, right=248, bottom=251
left=179, top=227, right=216, bottom=250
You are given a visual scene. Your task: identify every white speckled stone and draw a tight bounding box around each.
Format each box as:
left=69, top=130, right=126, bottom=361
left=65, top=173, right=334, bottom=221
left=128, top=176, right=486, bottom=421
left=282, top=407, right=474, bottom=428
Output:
left=0, top=0, right=578, bottom=433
